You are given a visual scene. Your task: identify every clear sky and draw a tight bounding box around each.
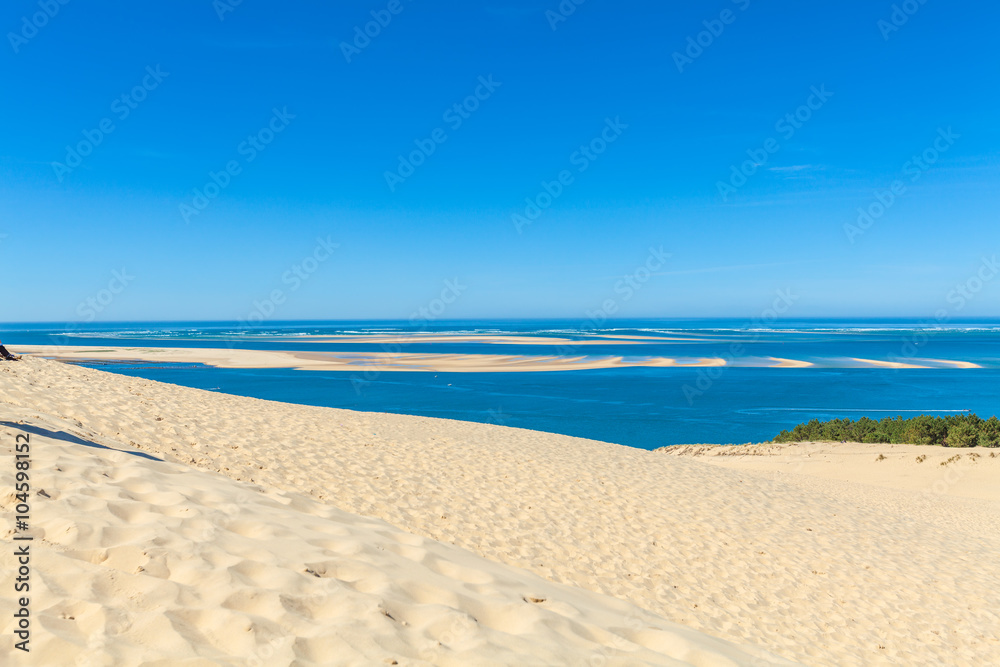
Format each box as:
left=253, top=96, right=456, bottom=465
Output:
left=1, top=0, right=997, bottom=323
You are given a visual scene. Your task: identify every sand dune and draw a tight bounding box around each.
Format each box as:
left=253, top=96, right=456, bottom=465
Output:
left=2, top=357, right=999, bottom=665
left=662, top=442, right=1000, bottom=534
left=663, top=441, right=1000, bottom=501
left=0, top=420, right=782, bottom=666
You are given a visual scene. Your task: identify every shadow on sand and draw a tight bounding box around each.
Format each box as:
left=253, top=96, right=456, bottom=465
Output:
left=1, top=421, right=163, bottom=462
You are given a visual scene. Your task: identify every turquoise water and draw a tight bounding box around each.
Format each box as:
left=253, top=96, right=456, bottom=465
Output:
left=5, top=319, right=999, bottom=449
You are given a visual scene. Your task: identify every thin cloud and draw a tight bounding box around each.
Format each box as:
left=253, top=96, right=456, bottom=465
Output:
left=768, top=164, right=822, bottom=173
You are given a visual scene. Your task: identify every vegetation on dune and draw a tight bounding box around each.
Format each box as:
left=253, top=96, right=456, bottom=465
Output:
left=772, top=414, right=1000, bottom=448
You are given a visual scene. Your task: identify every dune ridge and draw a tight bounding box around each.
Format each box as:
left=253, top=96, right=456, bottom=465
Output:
left=2, top=357, right=998, bottom=665
left=0, top=419, right=785, bottom=666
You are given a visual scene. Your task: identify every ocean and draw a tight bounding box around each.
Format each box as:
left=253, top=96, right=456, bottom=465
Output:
left=5, top=319, right=999, bottom=449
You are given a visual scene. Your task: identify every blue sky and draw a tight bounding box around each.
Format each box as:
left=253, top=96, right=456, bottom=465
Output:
left=1, top=0, right=997, bottom=323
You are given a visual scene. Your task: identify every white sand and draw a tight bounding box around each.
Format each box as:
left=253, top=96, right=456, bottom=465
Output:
left=2, top=357, right=999, bottom=665
left=20, top=345, right=981, bottom=372
left=0, top=424, right=781, bottom=666
left=662, top=442, right=1000, bottom=552
left=663, top=442, right=1000, bottom=502
left=16, top=345, right=731, bottom=373
left=766, top=358, right=813, bottom=369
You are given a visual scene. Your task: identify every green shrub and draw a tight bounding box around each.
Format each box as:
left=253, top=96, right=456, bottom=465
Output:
left=946, top=420, right=979, bottom=447
left=772, top=412, right=998, bottom=447
left=903, top=415, right=947, bottom=446
left=979, top=416, right=1000, bottom=448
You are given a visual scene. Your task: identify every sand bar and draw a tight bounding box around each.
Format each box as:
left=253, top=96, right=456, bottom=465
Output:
left=849, top=357, right=929, bottom=369
left=18, top=345, right=732, bottom=373
left=767, top=357, right=814, bottom=369
left=21, top=346, right=983, bottom=373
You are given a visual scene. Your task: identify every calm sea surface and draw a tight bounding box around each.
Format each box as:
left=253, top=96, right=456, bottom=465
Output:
left=5, top=319, right=999, bottom=449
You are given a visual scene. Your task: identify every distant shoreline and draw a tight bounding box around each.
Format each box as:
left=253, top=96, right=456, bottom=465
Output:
left=12, top=344, right=984, bottom=372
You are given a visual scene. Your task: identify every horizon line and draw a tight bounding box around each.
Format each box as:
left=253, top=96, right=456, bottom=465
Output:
left=4, top=317, right=1000, bottom=326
